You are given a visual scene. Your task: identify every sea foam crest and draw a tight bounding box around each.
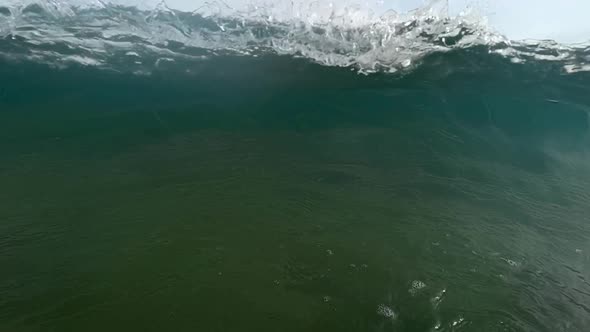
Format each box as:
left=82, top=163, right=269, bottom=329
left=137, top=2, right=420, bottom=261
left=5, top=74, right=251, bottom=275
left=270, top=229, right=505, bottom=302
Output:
left=0, top=0, right=588, bottom=73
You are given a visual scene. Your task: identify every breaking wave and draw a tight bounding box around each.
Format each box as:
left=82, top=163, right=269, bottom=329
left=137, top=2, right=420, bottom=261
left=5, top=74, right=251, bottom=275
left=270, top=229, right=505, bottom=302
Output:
left=0, top=0, right=588, bottom=73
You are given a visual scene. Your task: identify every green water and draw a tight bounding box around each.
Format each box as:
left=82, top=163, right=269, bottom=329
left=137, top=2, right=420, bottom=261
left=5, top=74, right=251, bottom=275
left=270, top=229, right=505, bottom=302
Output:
left=1, top=53, right=590, bottom=331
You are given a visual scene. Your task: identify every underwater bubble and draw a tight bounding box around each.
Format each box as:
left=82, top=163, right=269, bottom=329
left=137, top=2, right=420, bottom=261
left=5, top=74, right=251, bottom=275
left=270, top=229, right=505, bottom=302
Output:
left=409, top=280, right=427, bottom=295
left=376, top=304, right=396, bottom=319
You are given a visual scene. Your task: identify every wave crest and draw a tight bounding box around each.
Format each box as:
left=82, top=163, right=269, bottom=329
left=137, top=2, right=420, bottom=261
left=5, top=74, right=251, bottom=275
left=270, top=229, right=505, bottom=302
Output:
left=0, top=0, right=588, bottom=73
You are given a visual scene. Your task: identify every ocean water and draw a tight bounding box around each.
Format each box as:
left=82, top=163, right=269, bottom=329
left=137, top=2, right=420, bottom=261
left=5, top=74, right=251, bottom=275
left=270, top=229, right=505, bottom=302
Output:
left=1, top=1, right=590, bottom=331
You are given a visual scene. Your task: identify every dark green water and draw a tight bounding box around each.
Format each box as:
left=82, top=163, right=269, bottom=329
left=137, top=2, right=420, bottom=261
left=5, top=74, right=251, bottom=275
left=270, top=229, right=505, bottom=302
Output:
left=1, top=50, right=590, bottom=331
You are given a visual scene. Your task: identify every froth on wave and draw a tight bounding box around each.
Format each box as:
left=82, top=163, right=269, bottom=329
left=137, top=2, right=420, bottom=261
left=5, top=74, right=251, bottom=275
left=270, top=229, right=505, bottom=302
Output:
left=0, top=0, right=588, bottom=74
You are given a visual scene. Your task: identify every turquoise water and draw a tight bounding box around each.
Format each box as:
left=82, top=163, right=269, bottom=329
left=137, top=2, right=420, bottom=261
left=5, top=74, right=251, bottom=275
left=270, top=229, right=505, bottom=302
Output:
left=1, top=13, right=590, bottom=331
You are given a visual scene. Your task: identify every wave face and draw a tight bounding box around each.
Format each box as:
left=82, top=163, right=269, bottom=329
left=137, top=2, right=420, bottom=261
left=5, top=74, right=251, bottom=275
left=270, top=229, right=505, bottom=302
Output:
left=0, top=0, right=588, bottom=73
left=1, top=2, right=590, bottom=332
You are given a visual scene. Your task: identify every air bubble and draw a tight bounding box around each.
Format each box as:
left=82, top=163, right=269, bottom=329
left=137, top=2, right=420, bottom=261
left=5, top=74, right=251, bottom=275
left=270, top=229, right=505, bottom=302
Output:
left=376, top=304, right=396, bottom=319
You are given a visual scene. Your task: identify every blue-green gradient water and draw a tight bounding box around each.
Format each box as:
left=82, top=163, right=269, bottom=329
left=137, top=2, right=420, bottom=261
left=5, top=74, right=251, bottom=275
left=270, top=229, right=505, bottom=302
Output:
left=1, top=3, right=590, bottom=331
